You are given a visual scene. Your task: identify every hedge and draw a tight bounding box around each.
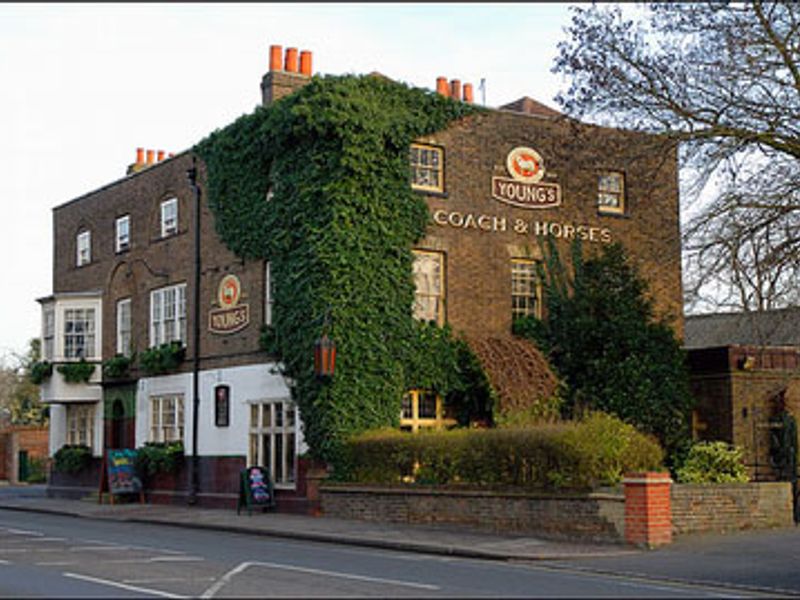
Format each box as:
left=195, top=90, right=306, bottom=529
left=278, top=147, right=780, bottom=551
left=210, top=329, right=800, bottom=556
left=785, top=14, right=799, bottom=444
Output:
left=340, top=412, right=663, bottom=490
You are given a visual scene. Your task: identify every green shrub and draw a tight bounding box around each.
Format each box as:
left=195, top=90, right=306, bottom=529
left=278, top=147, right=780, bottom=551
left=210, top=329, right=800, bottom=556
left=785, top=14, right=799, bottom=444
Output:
left=103, top=354, right=133, bottom=379
left=29, top=361, right=53, bottom=385
left=26, top=456, right=48, bottom=483
left=139, top=342, right=185, bottom=376
left=134, top=441, right=184, bottom=478
left=53, top=444, right=92, bottom=474
left=340, top=412, right=663, bottom=490
left=675, top=441, right=750, bottom=483
left=56, top=360, right=95, bottom=383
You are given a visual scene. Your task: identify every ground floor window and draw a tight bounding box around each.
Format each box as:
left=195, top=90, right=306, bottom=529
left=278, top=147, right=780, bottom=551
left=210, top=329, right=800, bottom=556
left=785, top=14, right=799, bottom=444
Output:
left=149, top=394, right=184, bottom=443
left=249, top=399, right=296, bottom=487
left=400, top=390, right=456, bottom=433
left=66, top=403, right=95, bottom=448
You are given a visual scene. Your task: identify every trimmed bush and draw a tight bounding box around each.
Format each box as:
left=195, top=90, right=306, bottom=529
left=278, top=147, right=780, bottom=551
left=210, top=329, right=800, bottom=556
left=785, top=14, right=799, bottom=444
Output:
left=675, top=441, right=749, bottom=483
left=53, top=444, right=92, bottom=474
left=340, top=411, right=663, bottom=490
left=134, top=441, right=184, bottom=479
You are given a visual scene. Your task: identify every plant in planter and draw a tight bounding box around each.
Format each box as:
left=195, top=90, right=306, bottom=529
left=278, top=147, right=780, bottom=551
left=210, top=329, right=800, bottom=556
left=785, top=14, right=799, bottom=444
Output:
left=29, top=360, right=53, bottom=385
left=57, top=359, right=95, bottom=384
left=139, top=342, right=186, bottom=376
left=134, top=441, right=184, bottom=480
left=103, top=354, right=133, bottom=379
left=53, top=444, right=92, bottom=474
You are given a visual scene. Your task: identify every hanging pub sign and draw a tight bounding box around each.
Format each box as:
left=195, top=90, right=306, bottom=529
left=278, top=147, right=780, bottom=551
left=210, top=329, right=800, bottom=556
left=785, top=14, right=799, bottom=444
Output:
left=491, top=146, right=561, bottom=210
left=209, top=274, right=250, bottom=334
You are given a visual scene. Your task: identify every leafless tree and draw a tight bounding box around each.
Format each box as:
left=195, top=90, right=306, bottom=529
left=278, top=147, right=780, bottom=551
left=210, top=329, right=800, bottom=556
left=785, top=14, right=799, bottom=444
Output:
left=553, top=2, right=800, bottom=312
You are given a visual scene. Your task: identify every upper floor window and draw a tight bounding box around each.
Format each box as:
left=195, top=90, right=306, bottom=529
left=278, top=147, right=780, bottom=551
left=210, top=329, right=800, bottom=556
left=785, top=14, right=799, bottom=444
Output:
left=410, top=143, right=444, bottom=193
left=264, top=261, right=274, bottom=327
left=43, top=308, right=55, bottom=361
left=116, top=298, right=132, bottom=356
left=64, top=308, right=96, bottom=359
left=598, top=171, right=625, bottom=215
left=511, top=259, right=541, bottom=320
left=150, top=283, right=186, bottom=347
left=412, top=250, right=445, bottom=325
left=115, top=215, right=130, bottom=253
left=76, top=230, right=91, bottom=267
left=160, top=197, right=178, bottom=237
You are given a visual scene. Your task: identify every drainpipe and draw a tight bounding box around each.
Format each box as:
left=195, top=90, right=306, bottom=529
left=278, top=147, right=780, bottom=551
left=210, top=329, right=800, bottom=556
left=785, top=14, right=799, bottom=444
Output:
left=187, top=157, right=201, bottom=505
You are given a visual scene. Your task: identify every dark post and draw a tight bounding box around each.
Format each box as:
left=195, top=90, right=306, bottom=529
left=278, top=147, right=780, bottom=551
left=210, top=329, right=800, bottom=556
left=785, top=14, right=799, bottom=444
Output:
left=187, top=157, right=201, bottom=505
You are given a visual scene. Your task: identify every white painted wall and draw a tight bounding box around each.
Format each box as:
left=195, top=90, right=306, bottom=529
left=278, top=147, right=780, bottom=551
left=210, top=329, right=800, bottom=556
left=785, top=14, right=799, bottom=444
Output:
left=136, top=362, right=304, bottom=458
left=47, top=401, right=104, bottom=458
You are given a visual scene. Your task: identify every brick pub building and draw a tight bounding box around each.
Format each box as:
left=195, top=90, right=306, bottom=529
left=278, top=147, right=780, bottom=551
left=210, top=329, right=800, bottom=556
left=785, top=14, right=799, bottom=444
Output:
left=37, top=45, right=683, bottom=509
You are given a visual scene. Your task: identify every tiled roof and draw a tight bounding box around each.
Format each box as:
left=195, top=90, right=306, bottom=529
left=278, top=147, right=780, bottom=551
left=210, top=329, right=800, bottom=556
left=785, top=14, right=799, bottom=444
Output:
left=499, top=96, right=562, bottom=118
left=684, top=308, right=800, bottom=349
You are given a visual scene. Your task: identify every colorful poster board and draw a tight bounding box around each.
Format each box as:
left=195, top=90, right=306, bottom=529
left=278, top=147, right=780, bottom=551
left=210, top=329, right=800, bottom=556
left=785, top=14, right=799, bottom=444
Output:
left=99, top=449, right=144, bottom=505
left=237, top=466, right=275, bottom=515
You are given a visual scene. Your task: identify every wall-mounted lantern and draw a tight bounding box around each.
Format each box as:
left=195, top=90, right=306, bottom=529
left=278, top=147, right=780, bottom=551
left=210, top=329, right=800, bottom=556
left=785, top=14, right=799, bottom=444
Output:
left=314, top=333, right=336, bottom=378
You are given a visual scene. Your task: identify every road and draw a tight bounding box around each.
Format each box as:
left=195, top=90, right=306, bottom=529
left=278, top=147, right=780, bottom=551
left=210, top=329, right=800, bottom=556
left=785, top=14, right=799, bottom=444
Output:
left=0, top=509, right=766, bottom=598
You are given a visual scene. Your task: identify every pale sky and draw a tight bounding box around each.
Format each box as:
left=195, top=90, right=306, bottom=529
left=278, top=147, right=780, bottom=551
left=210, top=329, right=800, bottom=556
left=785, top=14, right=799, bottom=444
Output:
left=0, top=2, right=575, bottom=361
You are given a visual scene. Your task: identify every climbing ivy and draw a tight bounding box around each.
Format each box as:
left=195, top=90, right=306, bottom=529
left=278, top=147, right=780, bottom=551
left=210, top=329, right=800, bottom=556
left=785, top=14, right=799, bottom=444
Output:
left=195, top=75, right=484, bottom=467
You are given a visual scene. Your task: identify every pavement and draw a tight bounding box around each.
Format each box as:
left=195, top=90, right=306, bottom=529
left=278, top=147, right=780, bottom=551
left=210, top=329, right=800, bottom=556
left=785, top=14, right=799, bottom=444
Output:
left=0, top=485, right=638, bottom=562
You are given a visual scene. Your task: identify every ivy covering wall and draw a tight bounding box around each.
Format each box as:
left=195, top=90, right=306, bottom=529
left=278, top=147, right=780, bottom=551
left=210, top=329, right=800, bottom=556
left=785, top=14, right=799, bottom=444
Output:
left=195, top=74, right=484, bottom=466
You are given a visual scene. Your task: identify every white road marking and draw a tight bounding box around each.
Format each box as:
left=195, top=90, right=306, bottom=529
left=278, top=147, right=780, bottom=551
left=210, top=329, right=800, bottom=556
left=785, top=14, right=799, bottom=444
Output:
left=64, top=572, right=187, bottom=599
left=108, top=556, right=204, bottom=564
left=125, top=544, right=185, bottom=555
left=200, top=560, right=439, bottom=598
left=3, top=528, right=44, bottom=536
left=36, top=561, right=79, bottom=566
left=69, top=545, right=129, bottom=552
left=0, top=560, right=9, bottom=565
left=125, top=577, right=216, bottom=584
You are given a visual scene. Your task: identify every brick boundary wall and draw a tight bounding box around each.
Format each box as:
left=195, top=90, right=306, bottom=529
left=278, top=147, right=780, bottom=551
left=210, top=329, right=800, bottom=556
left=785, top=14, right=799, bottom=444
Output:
left=320, top=484, right=626, bottom=543
left=671, top=482, right=793, bottom=535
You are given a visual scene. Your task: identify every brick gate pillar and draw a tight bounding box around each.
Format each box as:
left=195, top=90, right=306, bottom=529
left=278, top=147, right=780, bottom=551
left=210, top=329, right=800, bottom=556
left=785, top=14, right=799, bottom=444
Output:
left=623, top=471, right=672, bottom=548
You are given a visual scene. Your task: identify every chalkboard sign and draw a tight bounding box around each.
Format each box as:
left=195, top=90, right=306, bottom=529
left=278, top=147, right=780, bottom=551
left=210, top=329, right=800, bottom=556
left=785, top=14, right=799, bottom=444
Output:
left=98, top=449, right=144, bottom=505
left=237, top=466, right=275, bottom=515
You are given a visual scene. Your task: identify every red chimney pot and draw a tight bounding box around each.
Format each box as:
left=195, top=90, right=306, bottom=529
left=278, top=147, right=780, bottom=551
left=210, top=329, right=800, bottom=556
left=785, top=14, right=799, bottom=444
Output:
left=269, top=45, right=283, bottom=71
left=136, top=147, right=144, bottom=164
left=157, top=150, right=165, bottom=162
left=146, top=149, right=154, bottom=165
left=436, top=77, right=449, bottom=97
left=450, top=79, right=462, bottom=100
left=463, top=83, right=474, bottom=103
left=284, top=47, right=299, bottom=73
left=299, top=50, right=313, bottom=76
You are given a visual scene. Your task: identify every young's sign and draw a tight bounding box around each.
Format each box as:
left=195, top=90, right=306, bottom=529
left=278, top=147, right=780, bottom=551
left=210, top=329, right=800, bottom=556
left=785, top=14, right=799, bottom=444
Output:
left=492, top=146, right=561, bottom=209
left=209, top=274, right=250, bottom=334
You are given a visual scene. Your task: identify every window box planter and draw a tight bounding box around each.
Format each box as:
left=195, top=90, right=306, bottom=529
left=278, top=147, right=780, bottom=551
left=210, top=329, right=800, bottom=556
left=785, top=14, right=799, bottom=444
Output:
left=29, top=360, right=53, bottom=385
left=102, top=354, right=133, bottom=380
left=139, top=342, right=186, bottom=376
left=57, top=359, right=95, bottom=384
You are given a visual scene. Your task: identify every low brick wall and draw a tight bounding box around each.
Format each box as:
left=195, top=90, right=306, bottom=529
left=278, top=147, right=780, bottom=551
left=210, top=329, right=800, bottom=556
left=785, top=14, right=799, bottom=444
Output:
left=320, top=484, right=626, bottom=543
left=671, top=482, right=793, bottom=535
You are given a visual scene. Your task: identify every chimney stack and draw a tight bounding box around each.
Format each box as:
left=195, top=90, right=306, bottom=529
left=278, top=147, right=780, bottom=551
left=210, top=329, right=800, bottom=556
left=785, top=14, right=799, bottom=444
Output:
left=436, top=77, right=450, bottom=97
left=262, top=43, right=314, bottom=106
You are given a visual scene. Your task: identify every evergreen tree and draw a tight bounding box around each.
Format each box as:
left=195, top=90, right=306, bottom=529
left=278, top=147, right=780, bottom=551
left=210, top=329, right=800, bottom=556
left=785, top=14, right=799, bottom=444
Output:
left=514, top=240, right=694, bottom=462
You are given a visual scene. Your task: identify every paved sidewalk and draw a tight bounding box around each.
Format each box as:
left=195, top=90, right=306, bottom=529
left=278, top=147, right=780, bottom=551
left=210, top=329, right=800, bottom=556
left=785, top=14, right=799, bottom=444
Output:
left=0, top=491, right=638, bottom=562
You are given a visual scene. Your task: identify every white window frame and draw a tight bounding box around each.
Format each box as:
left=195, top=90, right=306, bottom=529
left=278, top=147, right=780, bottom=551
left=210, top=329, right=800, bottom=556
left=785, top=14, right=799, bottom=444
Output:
left=160, top=197, right=178, bottom=237
left=511, top=259, right=542, bottom=320
left=412, top=250, right=445, bottom=325
left=248, top=399, right=297, bottom=488
left=150, top=283, right=186, bottom=347
left=76, top=230, right=91, bottom=267
left=43, top=307, right=55, bottom=361
left=598, top=171, right=626, bottom=215
left=149, top=394, right=185, bottom=443
left=115, top=215, right=130, bottom=253
left=64, top=308, right=96, bottom=359
left=66, top=404, right=95, bottom=448
left=264, top=261, right=274, bottom=326
left=116, top=298, right=132, bottom=356
left=410, top=143, right=444, bottom=193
